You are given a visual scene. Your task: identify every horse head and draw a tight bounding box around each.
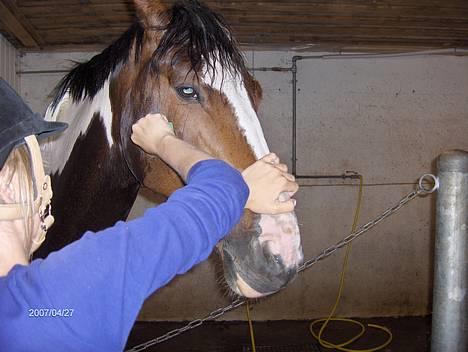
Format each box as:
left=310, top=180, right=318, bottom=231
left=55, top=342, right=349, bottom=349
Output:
left=42, top=0, right=303, bottom=298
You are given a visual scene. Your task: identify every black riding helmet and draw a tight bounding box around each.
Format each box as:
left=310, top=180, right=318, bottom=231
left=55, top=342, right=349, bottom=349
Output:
left=0, top=78, right=68, bottom=169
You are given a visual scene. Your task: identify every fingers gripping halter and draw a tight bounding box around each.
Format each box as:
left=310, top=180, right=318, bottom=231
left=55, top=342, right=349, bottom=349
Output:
left=0, top=135, right=54, bottom=245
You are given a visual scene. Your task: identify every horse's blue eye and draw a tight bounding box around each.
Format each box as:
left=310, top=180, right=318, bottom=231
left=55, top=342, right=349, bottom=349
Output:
left=176, top=86, right=199, bottom=102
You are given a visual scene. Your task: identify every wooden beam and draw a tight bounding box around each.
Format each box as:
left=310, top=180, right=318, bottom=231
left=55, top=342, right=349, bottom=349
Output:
left=0, top=0, right=38, bottom=48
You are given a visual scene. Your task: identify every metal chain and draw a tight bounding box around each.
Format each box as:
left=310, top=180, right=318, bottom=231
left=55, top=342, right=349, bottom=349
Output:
left=126, top=174, right=438, bottom=352
left=127, top=298, right=247, bottom=351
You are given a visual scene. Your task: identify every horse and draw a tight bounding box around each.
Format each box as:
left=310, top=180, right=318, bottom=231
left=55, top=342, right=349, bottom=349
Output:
left=37, top=0, right=303, bottom=298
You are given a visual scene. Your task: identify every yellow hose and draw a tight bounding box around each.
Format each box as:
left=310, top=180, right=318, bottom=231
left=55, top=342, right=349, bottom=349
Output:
left=246, top=301, right=256, bottom=352
left=310, top=175, right=393, bottom=351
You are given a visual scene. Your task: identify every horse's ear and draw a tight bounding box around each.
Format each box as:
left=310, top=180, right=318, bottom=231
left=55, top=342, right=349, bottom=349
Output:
left=134, top=0, right=170, bottom=28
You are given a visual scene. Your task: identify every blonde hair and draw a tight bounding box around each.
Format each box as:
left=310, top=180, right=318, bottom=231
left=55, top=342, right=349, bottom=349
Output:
left=0, top=144, right=36, bottom=258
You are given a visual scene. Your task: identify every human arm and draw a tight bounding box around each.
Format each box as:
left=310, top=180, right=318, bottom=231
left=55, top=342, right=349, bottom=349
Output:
left=0, top=159, right=248, bottom=351
left=131, top=113, right=213, bottom=181
left=131, top=113, right=299, bottom=214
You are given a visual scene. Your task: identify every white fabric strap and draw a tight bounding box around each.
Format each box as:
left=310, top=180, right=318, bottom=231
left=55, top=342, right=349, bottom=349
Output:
left=0, top=202, right=25, bottom=220
left=24, top=135, right=54, bottom=236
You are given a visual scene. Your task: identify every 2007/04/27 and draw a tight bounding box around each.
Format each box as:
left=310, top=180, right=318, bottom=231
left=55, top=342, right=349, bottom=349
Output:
left=28, top=308, right=74, bottom=318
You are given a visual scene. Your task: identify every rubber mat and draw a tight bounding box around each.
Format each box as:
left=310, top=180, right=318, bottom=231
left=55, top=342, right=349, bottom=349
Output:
left=242, top=343, right=322, bottom=352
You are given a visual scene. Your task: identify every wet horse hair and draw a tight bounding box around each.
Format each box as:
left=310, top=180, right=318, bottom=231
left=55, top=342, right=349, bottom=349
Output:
left=52, top=0, right=246, bottom=112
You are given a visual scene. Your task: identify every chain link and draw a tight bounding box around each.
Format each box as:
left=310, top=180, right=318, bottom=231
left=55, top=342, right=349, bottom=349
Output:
left=126, top=174, right=437, bottom=352
left=298, top=188, right=419, bottom=272
left=127, top=298, right=247, bottom=351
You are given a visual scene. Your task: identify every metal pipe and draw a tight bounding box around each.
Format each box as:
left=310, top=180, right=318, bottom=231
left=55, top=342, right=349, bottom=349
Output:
left=248, top=67, right=292, bottom=72
left=16, top=69, right=71, bottom=75
left=292, top=56, right=300, bottom=176
left=288, top=49, right=466, bottom=179
left=431, top=150, right=468, bottom=352
left=296, top=175, right=360, bottom=180
left=296, top=170, right=361, bottom=180
left=291, top=55, right=355, bottom=180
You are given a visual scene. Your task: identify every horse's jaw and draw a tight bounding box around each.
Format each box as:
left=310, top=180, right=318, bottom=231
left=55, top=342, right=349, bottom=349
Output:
left=219, top=211, right=303, bottom=298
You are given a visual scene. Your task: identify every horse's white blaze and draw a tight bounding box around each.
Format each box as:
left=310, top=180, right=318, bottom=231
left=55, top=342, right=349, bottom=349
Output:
left=43, top=79, right=114, bottom=174
left=205, top=63, right=303, bottom=272
left=257, top=212, right=303, bottom=267
left=203, top=64, right=269, bottom=159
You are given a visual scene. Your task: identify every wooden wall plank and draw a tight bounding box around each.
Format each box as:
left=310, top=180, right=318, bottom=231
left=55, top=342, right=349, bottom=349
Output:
left=0, top=1, right=38, bottom=47
left=4, top=0, right=468, bottom=50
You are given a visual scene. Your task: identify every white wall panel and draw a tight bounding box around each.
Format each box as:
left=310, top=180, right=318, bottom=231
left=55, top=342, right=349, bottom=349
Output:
left=0, top=35, right=19, bottom=91
left=19, top=51, right=97, bottom=114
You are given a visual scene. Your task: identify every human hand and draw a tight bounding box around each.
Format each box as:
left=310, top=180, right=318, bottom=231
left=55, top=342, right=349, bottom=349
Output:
left=241, top=153, right=298, bottom=214
left=131, top=113, right=175, bottom=156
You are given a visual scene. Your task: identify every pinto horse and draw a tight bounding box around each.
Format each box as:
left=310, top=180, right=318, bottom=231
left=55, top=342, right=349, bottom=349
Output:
left=37, top=0, right=303, bottom=298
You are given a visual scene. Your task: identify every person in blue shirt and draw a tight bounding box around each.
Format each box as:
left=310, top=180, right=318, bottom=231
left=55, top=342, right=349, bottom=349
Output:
left=0, top=78, right=298, bottom=351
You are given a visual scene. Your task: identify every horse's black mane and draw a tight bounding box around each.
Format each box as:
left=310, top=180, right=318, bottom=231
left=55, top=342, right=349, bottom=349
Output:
left=52, top=0, right=245, bottom=110
left=52, top=23, right=144, bottom=109
left=151, top=1, right=246, bottom=81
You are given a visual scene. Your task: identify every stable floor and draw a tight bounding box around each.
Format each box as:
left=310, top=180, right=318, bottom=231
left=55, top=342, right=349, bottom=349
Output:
left=126, top=316, right=431, bottom=352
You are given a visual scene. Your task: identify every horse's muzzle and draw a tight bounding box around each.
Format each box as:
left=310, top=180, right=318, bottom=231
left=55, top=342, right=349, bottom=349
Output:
left=221, top=246, right=298, bottom=298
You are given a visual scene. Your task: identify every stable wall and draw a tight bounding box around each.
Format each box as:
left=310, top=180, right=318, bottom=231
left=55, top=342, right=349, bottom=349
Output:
left=19, top=49, right=468, bottom=321
left=0, top=34, right=19, bottom=90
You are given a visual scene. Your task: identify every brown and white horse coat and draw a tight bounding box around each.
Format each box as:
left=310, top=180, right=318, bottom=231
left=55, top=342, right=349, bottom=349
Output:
left=40, top=0, right=302, bottom=298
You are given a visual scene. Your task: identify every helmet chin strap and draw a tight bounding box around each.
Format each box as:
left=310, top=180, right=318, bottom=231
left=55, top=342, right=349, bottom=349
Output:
left=0, top=135, right=54, bottom=246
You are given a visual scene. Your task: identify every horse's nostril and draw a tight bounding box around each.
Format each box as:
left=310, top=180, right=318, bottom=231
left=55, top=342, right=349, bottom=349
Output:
left=272, top=254, right=281, bottom=265
left=279, top=267, right=298, bottom=289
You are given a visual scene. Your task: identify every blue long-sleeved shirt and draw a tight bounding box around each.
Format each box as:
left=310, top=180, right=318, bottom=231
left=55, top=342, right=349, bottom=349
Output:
left=0, top=159, right=249, bottom=351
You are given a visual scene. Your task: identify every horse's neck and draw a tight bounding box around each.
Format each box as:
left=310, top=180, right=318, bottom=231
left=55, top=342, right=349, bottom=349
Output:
left=43, top=79, right=114, bottom=175
left=35, top=81, right=140, bottom=258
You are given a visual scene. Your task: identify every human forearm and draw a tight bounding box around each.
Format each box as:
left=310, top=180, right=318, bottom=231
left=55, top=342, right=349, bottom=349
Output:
left=158, top=135, right=213, bottom=181
left=131, top=114, right=299, bottom=214
left=131, top=113, right=213, bottom=181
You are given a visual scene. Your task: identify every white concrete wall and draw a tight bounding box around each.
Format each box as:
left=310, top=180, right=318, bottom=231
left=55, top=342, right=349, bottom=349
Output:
left=19, top=49, right=468, bottom=321
left=0, top=34, right=20, bottom=90
left=19, top=51, right=96, bottom=112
